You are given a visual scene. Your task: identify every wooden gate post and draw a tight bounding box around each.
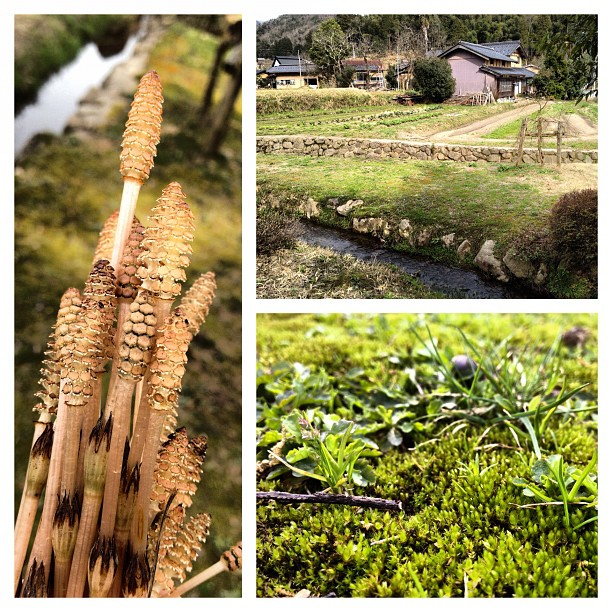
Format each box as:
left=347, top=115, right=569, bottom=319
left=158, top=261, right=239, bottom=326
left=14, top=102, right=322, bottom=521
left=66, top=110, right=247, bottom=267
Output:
left=515, top=118, right=528, bottom=166
left=536, top=116, right=544, bottom=165
left=556, top=121, right=564, bottom=167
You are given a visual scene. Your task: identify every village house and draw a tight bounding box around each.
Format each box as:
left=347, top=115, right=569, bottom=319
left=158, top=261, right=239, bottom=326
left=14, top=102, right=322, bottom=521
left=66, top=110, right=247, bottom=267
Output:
left=343, top=58, right=385, bottom=89
left=438, top=40, right=536, bottom=99
left=258, top=55, right=319, bottom=89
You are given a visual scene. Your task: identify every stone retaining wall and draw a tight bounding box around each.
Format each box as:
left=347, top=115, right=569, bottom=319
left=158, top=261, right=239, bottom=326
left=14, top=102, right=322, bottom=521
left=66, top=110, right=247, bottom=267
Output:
left=257, top=135, right=597, bottom=164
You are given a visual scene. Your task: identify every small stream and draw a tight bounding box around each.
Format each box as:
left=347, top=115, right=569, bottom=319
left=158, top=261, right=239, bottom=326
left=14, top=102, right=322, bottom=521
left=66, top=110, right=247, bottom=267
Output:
left=15, top=22, right=143, bottom=155
left=297, top=220, right=536, bottom=299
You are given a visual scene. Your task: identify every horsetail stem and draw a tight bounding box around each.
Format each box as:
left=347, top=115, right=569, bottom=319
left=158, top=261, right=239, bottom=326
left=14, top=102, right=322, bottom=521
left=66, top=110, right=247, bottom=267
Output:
left=98, top=290, right=157, bottom=557
left=130, top=183, right=194, bottom=462
left=129, top=311, right=192, bottom=556
left=14, top=423, right=53, bottom=592
left=167, top=541, right=242, bottom=598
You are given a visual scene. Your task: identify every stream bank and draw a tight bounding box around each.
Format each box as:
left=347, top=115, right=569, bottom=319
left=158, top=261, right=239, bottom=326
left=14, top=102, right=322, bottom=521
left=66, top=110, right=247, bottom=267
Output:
left=296, top=221, right=534, bottom=298
left=258, top=189, right=554, bottom=298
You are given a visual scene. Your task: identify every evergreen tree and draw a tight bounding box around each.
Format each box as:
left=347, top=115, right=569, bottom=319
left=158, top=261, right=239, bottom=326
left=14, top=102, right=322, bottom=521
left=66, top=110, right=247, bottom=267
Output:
left=412, top=57, right=455, bottom=102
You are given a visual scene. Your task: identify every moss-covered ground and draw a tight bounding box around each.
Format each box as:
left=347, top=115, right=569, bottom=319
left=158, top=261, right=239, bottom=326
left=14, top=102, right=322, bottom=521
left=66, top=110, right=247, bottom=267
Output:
left=256, top=314, right=598, bottom=598
left=15, top=20, right=241, bottom=596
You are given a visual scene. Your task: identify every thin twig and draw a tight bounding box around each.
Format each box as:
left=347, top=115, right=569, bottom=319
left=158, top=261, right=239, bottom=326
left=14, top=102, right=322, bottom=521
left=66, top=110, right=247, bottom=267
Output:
left=256, top=490, right=402, bottom=512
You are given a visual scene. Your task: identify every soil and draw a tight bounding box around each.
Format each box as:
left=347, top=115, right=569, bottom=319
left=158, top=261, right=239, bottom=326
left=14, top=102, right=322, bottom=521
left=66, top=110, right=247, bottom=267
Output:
left=535, top=165, right=598, bottom=196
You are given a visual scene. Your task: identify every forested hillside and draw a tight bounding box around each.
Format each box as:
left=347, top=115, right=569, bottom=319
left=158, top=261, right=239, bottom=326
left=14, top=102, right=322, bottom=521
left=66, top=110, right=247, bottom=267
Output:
left=257, top=14, right=579, bottom=63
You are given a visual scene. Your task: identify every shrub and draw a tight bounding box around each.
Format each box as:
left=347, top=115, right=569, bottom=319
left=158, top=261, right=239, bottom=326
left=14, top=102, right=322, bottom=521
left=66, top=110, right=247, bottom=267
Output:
left=336, top=67, right=356, bottom=88
left=257, top=209, right=304, bottom=256
left=549, top=189, right=597, bottom=271
left=412, top=58, right=455, bottom=103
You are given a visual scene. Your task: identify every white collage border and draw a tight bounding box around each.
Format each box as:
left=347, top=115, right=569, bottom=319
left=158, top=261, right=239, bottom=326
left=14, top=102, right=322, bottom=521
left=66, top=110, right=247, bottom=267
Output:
left=2, top=0, right=608, bottom=608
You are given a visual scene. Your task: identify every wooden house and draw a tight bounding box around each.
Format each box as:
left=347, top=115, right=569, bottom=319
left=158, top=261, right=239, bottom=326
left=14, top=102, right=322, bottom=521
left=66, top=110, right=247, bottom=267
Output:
left=438, top=40, right=535, bottom=99
left=259, top=55, right=319, bottom=89
left=343, top=58, right=385, bottom=89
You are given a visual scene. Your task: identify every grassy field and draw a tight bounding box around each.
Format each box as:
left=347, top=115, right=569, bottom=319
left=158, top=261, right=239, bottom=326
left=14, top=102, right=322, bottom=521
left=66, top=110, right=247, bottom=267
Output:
left=257, top=91, right=598, bottom=150
left=256, top=313, right=598, bottom=597
left=257, top=154, right=597, bottom=254
left=15, top=20, right=241, bottom=597
left=256, top=88, right=400, bottom=114
left=257, top=90, right=534, bottom=139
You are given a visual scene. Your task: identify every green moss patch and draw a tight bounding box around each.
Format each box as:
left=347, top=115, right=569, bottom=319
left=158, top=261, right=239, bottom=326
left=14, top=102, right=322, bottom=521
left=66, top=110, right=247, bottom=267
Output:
left=256, top=314, right=598, bottom=598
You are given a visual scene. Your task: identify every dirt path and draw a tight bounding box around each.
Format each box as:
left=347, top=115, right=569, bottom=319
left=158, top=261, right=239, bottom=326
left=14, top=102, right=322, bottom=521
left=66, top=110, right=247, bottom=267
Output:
left=431, top=102, right=541, bottom=140
left=430, top=102, right=598, bottom=144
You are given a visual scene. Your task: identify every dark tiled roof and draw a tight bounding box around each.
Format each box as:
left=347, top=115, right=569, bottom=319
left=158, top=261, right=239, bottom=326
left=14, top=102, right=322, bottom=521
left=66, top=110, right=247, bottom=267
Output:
left=482, top=40, right=523, bottom=57
left=440, top=41, right=515, bottom=63
left=266, top=64, right=318, bottom=75
left=480, top=66, right=536, bottom=78
left=272, top=55, right=306, bottom=66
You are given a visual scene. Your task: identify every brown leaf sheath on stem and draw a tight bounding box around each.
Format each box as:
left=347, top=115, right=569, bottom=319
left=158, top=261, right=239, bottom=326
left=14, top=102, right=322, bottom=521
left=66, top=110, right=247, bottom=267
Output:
left=65, top=413, right=113, bottom=597
left=112, top=70, right=163, bottom=271
left=52, top=492, right=81, bottom=597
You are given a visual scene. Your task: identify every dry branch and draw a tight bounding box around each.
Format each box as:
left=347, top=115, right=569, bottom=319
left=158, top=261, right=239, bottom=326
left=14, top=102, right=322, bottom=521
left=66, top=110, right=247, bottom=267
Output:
left=256, top=490, right=403, bottom=512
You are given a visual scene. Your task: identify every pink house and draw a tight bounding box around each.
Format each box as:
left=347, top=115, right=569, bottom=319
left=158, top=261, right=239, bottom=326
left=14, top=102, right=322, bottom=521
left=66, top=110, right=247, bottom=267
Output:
left=438, top=40, right=535, bottom=99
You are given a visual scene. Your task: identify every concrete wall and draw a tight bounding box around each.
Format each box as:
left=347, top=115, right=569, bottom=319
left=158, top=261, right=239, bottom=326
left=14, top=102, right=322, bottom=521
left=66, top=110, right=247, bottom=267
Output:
left=256, top=135, right=598, bottom=165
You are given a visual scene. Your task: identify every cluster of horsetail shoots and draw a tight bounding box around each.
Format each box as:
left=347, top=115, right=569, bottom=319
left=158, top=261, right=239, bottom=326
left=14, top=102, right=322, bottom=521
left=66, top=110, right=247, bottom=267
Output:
left=15, top=71, right=241, bottom=598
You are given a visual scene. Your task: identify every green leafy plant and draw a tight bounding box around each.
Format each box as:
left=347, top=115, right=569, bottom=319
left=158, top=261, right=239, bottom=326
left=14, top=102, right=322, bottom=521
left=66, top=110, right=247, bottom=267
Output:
left=410, top=325, right=593, bottom=456
left=513, top=452, right=597, bottom=530
left=269, top=412, right=380, bottom=493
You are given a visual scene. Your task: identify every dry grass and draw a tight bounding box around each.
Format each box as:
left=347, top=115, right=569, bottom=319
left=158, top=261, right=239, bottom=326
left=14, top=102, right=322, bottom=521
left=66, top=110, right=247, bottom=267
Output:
left=256, top=241, right=442, bottom=299
left=256, top=88, right=398, bottom=114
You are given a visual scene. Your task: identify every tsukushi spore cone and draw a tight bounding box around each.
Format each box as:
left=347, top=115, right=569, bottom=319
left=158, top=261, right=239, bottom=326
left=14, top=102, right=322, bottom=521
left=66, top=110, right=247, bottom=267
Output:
left=15, top=68, right=240, bottom=598
left=112, top=70, right=163, bottom=271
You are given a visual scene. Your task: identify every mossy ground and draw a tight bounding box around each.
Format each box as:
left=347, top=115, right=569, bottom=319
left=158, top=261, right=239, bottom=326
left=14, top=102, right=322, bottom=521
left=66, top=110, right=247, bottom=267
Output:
left=15, top=20, right=241, bottom=596
left=256, top=314, right=598, bottom=598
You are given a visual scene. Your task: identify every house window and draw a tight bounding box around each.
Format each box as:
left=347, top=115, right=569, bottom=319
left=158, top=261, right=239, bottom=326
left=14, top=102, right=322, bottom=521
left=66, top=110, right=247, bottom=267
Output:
left=498, top=78, right=513, bottom=95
